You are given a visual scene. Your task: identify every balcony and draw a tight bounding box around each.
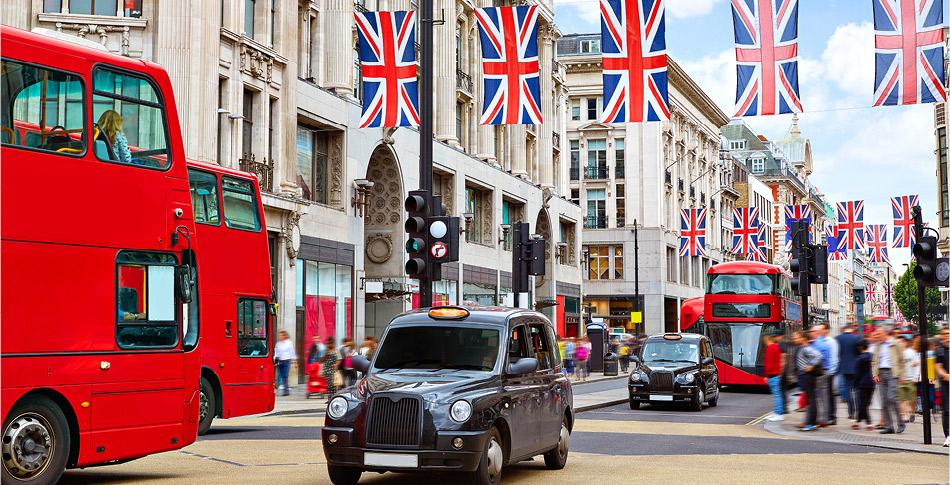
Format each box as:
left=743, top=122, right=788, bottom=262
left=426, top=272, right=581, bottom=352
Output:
left=239, top=154, right=274, bottom=193
left=585, top=215, right=608, bottom=229
left=355, top=2, right=368, bottom=12
left=456, top=69, right=473, bottom=93
left=585, top=165, right=608, bottom=180
left=552, top=131, right=560, bottom=148
left=758, top=166, right=805, bottom=193
left=615, top=162, right=624, bottom=179
left=570, top=165, right=580, bottom=181
left=678, top=178, right=685, bottom=193
left=665, top=170, right=672, bottom=185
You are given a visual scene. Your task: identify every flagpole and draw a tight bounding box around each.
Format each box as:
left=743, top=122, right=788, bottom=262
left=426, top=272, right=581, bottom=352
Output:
left=418, top=0, right=434, bottom=307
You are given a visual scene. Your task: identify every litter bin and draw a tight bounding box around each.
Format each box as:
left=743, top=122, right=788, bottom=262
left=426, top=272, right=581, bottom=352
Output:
left=603, top=352, right=619, bottom=376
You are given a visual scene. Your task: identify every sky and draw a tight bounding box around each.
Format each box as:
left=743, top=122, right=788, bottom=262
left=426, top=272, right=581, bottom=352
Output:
left=552, top=0, right=940, bottom=271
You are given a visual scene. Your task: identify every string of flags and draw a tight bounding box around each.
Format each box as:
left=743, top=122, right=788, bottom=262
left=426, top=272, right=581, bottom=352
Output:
left=353, top=0, right=946, bottom=128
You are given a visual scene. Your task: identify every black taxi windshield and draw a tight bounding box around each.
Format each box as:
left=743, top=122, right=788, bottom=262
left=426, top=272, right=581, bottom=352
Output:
left=641, top=341, right=699, bottom=364
left=706, top=273, right=775, bottom=295
left=372, top=326, right=501, bottom=373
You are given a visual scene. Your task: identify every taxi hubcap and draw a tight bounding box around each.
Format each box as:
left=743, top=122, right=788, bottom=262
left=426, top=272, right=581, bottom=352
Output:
left=2, top=413, right=53, bottom=480
left=486, top=437, right=503, bottom=479
left=558, top=424, right=570, bottom=458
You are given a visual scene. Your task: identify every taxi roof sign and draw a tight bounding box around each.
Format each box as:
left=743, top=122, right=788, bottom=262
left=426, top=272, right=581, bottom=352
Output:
left=428, top=307, right=470, bottom=320
left=663, top=333, right=683, bottom=340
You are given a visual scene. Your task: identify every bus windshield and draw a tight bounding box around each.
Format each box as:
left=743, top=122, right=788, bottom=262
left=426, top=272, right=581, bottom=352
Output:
left=706, top=322, right=779, bottom=368
left=706, top=273, right=775, bottom=295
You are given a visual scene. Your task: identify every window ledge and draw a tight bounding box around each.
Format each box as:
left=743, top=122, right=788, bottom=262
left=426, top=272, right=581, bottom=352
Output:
left=38, top=12, right=147, bottom=29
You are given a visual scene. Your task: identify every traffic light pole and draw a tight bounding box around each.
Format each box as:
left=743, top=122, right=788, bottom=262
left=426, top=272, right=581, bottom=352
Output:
left=913, top=205, right=933, bottom=444
left=417, top=0, right=434, bottom=307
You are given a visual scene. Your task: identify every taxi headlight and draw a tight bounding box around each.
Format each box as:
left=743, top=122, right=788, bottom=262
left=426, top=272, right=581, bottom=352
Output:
left=450, top=400, right=473, bottom=423
left=327, top=397, right=349, bottom=419
left=684, top=373, right=695, bottom=384
left=630, top=372, right=641, bottom=382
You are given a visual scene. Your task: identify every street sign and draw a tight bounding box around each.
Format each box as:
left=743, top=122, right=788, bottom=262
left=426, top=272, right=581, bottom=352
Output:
left=430, top=242, right=447, bottom=259
left=630, top=311, right=642, bottom=324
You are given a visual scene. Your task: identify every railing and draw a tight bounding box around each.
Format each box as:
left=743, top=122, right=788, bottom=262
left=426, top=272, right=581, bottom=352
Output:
left=615, top=162, right=624, bottom=178
left=678, top=178, right=685, bottom=192
left=570, top=166, right=580, bottom=180
left=239, top=154, right=274, bottom=193
left=758, top=166, right=805, bottom=192
left=585, top=165, right=608, bottom=179
left=617, top=216, right=625, bottom=228
left=552, top=131, right=560, bottom=148
left=456, top=69, right=472, bottom=93
left=665, top=170, right=672, bottom=184
left=585, top=215, right=608, bottom=229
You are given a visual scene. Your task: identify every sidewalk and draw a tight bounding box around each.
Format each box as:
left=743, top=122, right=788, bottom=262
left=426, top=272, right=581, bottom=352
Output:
left=763, top=396, right=949, bottom=455
left=268, top=372, right=630, bottom=417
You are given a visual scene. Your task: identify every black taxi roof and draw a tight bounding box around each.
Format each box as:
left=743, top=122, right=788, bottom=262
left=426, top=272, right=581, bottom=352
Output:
left=645, top=332, right=707, bottom=342
left=389, top=306, right=549, bottom=328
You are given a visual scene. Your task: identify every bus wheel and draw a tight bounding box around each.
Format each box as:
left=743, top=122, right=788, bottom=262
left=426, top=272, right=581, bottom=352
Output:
left=198, top=377, right=215, bottom=436
left=1, top=395, right=70, bottom=485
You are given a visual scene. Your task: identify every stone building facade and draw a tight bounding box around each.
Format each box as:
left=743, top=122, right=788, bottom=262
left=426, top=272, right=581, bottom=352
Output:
left=4, top=0, right=584, bottom=382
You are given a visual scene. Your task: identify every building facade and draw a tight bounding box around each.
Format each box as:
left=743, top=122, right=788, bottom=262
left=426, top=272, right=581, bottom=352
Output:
left=5, top=0, right=584, bottom=383
left=558, top=34, right=730, bottom=335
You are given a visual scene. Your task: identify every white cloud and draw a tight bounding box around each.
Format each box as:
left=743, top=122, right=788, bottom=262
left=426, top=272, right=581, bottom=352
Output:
left=666, top=0, right=726, bottom=19
left=820, top=22, right=875, bottom=106
left=556, top=0, right=601, bottom=28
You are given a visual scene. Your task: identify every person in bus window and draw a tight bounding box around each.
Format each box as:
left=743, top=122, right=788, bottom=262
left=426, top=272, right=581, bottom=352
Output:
left=97, top=110, right=133, bottom=164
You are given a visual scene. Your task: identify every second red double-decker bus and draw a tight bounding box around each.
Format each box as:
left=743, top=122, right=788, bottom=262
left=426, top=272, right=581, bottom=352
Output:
left=697, top=261, right=803, bottom=386
left=186, top=160, right=275, bottom=434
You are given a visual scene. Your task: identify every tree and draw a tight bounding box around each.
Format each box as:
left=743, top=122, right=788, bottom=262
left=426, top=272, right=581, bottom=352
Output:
left=893, top=262, right=941, bottom=329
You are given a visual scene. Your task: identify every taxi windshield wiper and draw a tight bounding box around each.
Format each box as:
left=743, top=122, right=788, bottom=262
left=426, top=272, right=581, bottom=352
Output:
left=375, top=359, right=440, bottom=372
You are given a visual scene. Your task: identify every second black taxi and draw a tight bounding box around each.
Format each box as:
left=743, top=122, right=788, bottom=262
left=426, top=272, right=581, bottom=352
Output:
left=322, top=306, right=574, bottom=485
left=627, top=332, right=720, bottom=411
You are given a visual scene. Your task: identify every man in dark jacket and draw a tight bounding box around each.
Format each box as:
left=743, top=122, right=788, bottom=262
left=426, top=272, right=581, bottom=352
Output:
left=836, top=325, right=861, bottom=420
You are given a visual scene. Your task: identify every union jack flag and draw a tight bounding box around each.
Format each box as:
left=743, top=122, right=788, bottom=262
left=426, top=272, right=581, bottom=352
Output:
left=892, top=194, right=919, bottom=247
left=600, top=0, right=669, bottom=122
left=883, top=283, right=894, bottom=301
left=837, top=200, right=865, bottom=250
left=731, top=0, right=803, bottom=117
left=748, top=223, right=768, bottom=261
left=475, top=6, right=543, bottom=125
left=733, top=207, right=760, bottom=254
left=355, top=11, right=420, bottom=128
left=679, top=208, right=707, bottom=256
left=784, top=204, right=811, bottom=250
left=866, top=224, right=890, bottom=263
left=866, top=283, right=877, bottom=303
left=895, top=306, right=904, bottom=322
left=827, top=225, right=847, bottom=261
left=872, top=0, right=947, bottom=106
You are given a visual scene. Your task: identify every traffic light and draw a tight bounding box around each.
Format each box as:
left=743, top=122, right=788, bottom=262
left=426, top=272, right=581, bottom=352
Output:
left=789, top=220, right=809, bottom=296
left=513, top=222, right=530, bottom=293
left=853, top=288, right=865, bottom=305
left=914, top=236, right=939, bottom=287
left=809, top=244, right=828, bottom=284
left=525, top=236, right=545, bottom=275
left=405, top=190, right=429, bottom=278
left=428, top=215, right=459, bottom=264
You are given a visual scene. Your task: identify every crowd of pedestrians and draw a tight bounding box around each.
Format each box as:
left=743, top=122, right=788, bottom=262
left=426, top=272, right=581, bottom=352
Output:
left=764, top=322, right=950, bottom=447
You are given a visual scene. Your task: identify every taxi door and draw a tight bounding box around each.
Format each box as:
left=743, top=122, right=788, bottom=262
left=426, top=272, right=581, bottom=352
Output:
left=502, top=323, right=539, bottom=459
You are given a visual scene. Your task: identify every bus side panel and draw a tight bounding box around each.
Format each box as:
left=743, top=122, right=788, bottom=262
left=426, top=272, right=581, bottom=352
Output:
left=0, top=382, right=92, bottom=467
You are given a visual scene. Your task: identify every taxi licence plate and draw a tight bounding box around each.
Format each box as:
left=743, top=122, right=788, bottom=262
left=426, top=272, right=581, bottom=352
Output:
left=364, top=452, right=418, bottom=468
left=649, top=395, right=673, bottom=401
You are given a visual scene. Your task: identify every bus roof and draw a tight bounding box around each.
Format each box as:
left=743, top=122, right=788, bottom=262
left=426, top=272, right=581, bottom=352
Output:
left=186, top=158, right=260, bottom=183
left=3, top=25, right=162, bottom=75
left=708, top=261, right=789, bottom=277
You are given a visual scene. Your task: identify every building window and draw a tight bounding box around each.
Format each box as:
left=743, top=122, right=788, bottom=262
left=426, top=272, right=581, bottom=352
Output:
left=456, top=22, right=462, bottom=70
left=494, top=125, right=503, bottom=161
left=751, top=157, right=764, bottom=173
left=353, top=46, right=362, bottom=101
left=571, top=99, right=580, bottom=121
left=616, top=184, right=625, bottom=228
left=586, top=97, right=599, bottom=120
left=463, top=282, right=496, bottom=305
left=580, top=39, right=600, bottom=54
left=570, top=140, right=580, bottom=180
left=614, top=246, right=624, bottom=279
left=666, top=246, right=676, bottom=282
left=244, top=0, right=256, bottom=37
left=241, top=88, right=254, bottom=158
left=570, top=189, right=579, bottom=206
left=729, top=140, right=746, bottom=150
left=47, top=0, right=142, bottom=17
left=588, top=245, right=609, bottom=279
left=586, top=189, right=606, bottom=229
left=691, top=256, right=700, bottom=287
left=465, top=186, right=487, bottom=244
left=615, top=138, right=624, bottom=178
left=587, top=139, right=606, bottom=178
left=456, top=102, right=463, bottom=143
left=298, top=259, right=354, bottom=348
left=217, top=78, right=228, bottom=165
left=268, top=97, right=277, bottom=166
left=680, top=253, right=689, bottom=284
left=270, top=0, right=276, bottom=46
left=296, top=125, right=329, bottom=203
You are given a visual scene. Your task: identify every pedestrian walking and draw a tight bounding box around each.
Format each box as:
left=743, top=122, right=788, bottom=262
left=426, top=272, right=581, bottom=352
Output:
left=853, top=339, right=875, bottom=430
left=764, top=331, right=785, bottom=421
left=836, top=324, right=861, bottom=420
left=575, top=337, right=590, bottom=382
left=899, top=335, right=920, bottom=423
left=934, top=326, right=950, bottom=446
left=619, top=339, right=631, bottom=373
left=307, top=335, right=325, bottom=365
left=563, top=337, right=576, bottom=378
left=793, top=331, right=823, bottom=432
left=339, top=338, right=358, bottom=387
left=322, top=338, right=342, bottom=399
left=811, top=323, right=839, bottom=426
left=274, top=330, right=297, bottom=396
left=872, top=325, right=906, bottom=434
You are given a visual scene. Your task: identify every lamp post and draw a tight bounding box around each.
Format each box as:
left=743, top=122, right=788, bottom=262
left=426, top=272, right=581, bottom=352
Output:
left=351, top=178, right=375, bottom=218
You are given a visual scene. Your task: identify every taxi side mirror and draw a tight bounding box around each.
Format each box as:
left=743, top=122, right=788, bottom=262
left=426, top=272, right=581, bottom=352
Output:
left=351, top=354, right=370, bottom=374
left=508, top=357, right=538, bottom=376
left=702, top=357, right=715, bottom=366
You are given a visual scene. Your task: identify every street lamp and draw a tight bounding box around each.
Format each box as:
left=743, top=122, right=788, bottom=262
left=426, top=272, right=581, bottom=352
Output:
left=459, top=212, right=476, bottom=239
left=555, top=242, right=568, bottom=265
left=351, top=178, right=375, bottom=218
left=497, top=223, right=511, bottom=247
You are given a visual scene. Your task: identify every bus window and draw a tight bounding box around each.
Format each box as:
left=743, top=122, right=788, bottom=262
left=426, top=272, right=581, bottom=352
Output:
left=237, top=299, right=269, bottom=357
left=92, top=67, right=170, bottom=168
left=188, top=168, right=221, bottom=224
left=1, top=60, right=85, bottom=154
left=221, top=176, right=262, bottom=231
left=706, top=273, right=775, bottom=295
left=116, top=251, right=179, bottom=348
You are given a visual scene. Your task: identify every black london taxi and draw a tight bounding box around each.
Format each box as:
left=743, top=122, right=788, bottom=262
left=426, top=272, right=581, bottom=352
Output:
left=627, top=333, right=719, bottom=411
left=321, top=306, right=574, bottom=485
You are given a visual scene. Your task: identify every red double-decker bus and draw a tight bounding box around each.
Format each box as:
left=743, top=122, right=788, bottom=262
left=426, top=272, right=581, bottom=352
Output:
left=1, top=26, right=201, bottom=483
left=186, top=160, right=275, bottom=434
left=691, top=261, right=803, bottom=386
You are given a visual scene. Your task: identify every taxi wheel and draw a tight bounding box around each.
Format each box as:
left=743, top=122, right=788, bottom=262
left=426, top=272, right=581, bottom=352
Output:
left=692, top=388, right=704, bottom=412
left=708, top=391, right=719, bottom=407
left=327, top=465, right=362, bottom=485
left=628, top=399, right=640, bottom=410
left=469, top=426, right=504, bottom=485
left=543, top=417, right=570, bottom=470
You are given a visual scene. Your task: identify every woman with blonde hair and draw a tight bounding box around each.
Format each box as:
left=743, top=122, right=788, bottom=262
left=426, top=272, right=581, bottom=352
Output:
left=96, top=109, right=132, bottom=163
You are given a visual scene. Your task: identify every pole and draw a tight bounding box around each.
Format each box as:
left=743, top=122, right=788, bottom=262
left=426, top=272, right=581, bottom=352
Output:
left=913, top=205, right=933, bottom=444
left=801, top=227, right=810, bottom=331
left=512, top=222, right=521, bottom=308
left=887, top=270, right=892, bottom=317
left=417, top=0, right=434, bottom=307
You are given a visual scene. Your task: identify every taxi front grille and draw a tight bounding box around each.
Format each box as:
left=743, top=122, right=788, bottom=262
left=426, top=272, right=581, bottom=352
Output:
left=366, top=395, right=421, bottom=447
left=650, top=372, right=673, bottom=392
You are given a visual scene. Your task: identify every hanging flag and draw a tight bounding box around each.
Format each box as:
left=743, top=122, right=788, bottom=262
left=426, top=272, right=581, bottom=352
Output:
left=784, top=204, right=811, bottom=250
left=827, top=225, right=847, bottom=261
left=866, top=224, right=890, bottom=263
left=892, top=194, right=919, bottom=247
left=679, top=208, right=707, bottom=256
left=836, top=200, right=865, bottom=250
left=866, top=283, right=877, bottom=303
left=731, top=0, right=802, bottom=116
left=733, top=207, right=760, bottom=254
left=748, top=223, right=768, bottom=262
left=600, top=0, right=669, bottom=122
left=475, top=5, right=542, bottom=125
left=872, top=0, right=947, bottom=106
left=883, top=283, right=894, bottom=302
left=354, top=11, right=420, bottom=128
left=895, top=306, right=904, bottom=322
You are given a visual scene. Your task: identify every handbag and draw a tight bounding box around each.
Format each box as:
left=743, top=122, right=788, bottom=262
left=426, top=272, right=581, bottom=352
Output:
left=333, top=371, right=344, bottom=387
